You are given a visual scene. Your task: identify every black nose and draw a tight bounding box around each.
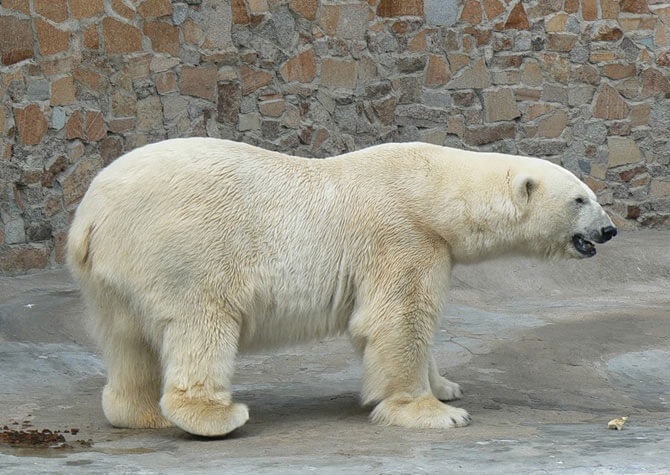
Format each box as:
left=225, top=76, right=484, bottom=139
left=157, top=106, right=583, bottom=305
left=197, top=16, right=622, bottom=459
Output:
left=601, top=226, right=617, bottom=242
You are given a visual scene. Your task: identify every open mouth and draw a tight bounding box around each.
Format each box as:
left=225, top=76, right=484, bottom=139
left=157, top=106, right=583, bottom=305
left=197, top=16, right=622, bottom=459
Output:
left=572, top=234, right=596, bottom=257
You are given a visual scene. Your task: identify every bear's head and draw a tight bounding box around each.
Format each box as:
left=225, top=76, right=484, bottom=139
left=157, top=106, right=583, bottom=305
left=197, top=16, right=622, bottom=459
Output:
left=511, top=160, right=617, bottom=259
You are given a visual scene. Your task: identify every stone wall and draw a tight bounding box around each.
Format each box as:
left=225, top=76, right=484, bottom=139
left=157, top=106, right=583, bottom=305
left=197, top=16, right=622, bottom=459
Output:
left=1, top=0, right=669, bottom=273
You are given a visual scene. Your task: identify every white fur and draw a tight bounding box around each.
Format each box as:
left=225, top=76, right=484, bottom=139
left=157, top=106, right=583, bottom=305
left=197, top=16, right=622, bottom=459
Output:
left=67, top=139, right=614, bottom=436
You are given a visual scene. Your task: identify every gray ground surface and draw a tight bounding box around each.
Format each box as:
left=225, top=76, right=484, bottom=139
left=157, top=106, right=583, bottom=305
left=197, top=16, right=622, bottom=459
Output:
left=0, top=230, right=668, bottom=474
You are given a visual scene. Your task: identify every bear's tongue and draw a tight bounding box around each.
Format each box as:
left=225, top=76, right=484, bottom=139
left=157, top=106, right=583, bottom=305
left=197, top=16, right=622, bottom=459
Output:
left=572, top=234, right=596, bottom=256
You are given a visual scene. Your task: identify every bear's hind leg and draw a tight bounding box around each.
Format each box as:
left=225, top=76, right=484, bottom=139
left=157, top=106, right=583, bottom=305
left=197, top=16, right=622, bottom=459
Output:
left=159, top=314, right=248, bottom=437
left=99, top=319, right=172, bottom=429
left=429, top=353, right=463, bottom=402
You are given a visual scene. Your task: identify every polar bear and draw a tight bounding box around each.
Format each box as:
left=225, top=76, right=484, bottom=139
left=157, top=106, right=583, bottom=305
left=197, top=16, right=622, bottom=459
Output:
left=67, top=138, right=616, bottom=436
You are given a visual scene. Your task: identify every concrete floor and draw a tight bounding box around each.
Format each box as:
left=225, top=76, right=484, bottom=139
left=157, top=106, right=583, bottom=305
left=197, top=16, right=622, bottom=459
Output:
left=0, top=230, right=668, bottom=473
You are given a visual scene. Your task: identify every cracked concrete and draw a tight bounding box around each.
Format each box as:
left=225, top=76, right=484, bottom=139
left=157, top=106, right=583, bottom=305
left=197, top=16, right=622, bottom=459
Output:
left=0, top=230, right=668, bottom=473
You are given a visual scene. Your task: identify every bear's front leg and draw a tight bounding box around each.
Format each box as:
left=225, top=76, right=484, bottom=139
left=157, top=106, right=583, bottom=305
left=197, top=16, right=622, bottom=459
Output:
left=350, top=299, right=470, bottom=429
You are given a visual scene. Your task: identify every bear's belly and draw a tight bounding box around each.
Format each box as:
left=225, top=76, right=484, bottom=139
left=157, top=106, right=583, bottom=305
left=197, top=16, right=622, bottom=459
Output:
left=237, top=276, right=356, bottom=352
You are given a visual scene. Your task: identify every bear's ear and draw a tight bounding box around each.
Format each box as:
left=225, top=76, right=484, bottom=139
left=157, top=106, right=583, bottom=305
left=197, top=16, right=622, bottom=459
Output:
left=512, top=173, right=536, bottom=208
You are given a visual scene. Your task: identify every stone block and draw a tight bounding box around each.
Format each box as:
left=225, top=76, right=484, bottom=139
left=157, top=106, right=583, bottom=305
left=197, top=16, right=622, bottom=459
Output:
left=35, top=19, right=70, bottom=56
left=464, top=123, right=516, bottom=145
left=4, top=218, right=26, bottom=244
left=547, top=33, right=577, bottom=51
left=582, top=0, right=598, bottom=19
left=377, top=0, right=424, bottom=17
left=603, top=63, right=636, bottom=79
left=280, top=49, right=316, bottom=83
left=0, top=17, right=33, bottom=65
left=34, top=0, right=68, bottom=22
left=143, top=22, right=180, bottom=55
left=2, top=0, right=30, bottom=15
left=641, top=68, right=670, bottom=97
left=100, top=136, right=123, bottom=165
left=85, top=111, right=106, bottom=141
left=108, top=118, right=135, bottom=133
left=0, top=246, right=50, bottom=273
left=483, top=0, right=505, bottom=20
left=446, top=58, right=491, bottom=89
left=259, top=98, right=286, bottom=117
left=27, top=79, right=50, bottom=101
left=238, top=113, right=260, bottom=131
left=395, top=104, right=449, bottom=127
left=60, top=156, right=104, bottom=205
left=321, top=59, right=357, bottom=89
left=103, top=18, right=143, bottom=54
left=173, top=3, right=188, bottom=25
left=521, top=61, right=543, bottom=86
left=156, top=72, right=178, bottom=95
left=537, top=110, right=568, bottom=137
left=372, top=96, right=398, bottom=125
left=51, top=107, right=66, bottom=130
left=241, top=66, right=273, bottom=94
left=505, top=2, right=530, bottom=29
left=460, top=0, right=482, bottom=25
left=138, top=0, right=173, bottom=18
left=546, top=13, right=568, bottom=31
left=136, top=96, right=163, bottom=131
left=650, top=180, right=670, bottom=197
left=111, top=0, right=136, bottom=20
left=70, top=0, right=104, bottom=18
left=593, top=84, right=629, bottom=119
left=425, top=0, right=458, bottom=25
left=593, top=25, right=623, bottom=41
left=14, top=105, right=48, bottom=145
left=620, top=0, right=649, bottom=13
left=161, top=94, right=188, bottom=121
left=66, top=110, right=84, bottom=139
left=425, top=55, right=450, bottom=87
left=50, top=76, right=75, bottom=105
left=630, top=103, right=651, bottom=126
left=180, top=65, right=217, bottom=101
left=290, top=0, right=317, bottom=20
left=217, top=82, right=241, bottom=124
left=483, top=88, right=520, bottom=122
left=608, top=136, right=642, bottom=167
left=568, top=85, right=596, bottom=106
left=111, top=91, right=137, bottom=117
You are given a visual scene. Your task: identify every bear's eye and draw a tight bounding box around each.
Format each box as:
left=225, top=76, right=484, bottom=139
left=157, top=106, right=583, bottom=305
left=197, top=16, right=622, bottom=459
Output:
left=575, top=197, right=585, bottom=205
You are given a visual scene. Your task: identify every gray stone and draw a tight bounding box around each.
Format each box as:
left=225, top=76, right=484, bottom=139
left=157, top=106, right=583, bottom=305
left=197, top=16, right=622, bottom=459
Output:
left=333, top=104, right=358, bottom=134
left=514, top=31, right=532, bottom=51
left=27, top=79, right=49, bottom=101
left=447, top=58, right=491, bottom=89
left=4, top=218, right=26, bottom=244
left=51, top=107, right=66, bottom=130
left=425, top=0, right=458, bottom=26
left=238, top=113, right=260, bottom=131
left=161, top=94, right=188, bottom=121
left=621, top=37, right=640, bottom=62
left=261, top=119, right=280, bottom=139
left=568, top=85, right=596, bottom=106
left=262, top=9, right=296, bottom=50
left=565, top=16, right=580, bottom=33
left=570, top=46, right=589, bottom=63
left=518, top=139, right=567, bottom=156
left=172, top=3, right=188, bottom=25
left=392, top=76, right=421, bottom=104
left=585, top=122, right=607, bottom=144
left=395, top=104, right=449, bottom=127
left=483, top=88, right=520, bottom=123
left=240, top=96, right=257, bottom=114
left=608, top=136, right=643, bottom=167
left=422, top=90, right=451, bottom=109
left=541, top=84, right=568, bottom=104
left=336, top=4, right=369, bottom=40
left=396, top=56, right=426, bottom=73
